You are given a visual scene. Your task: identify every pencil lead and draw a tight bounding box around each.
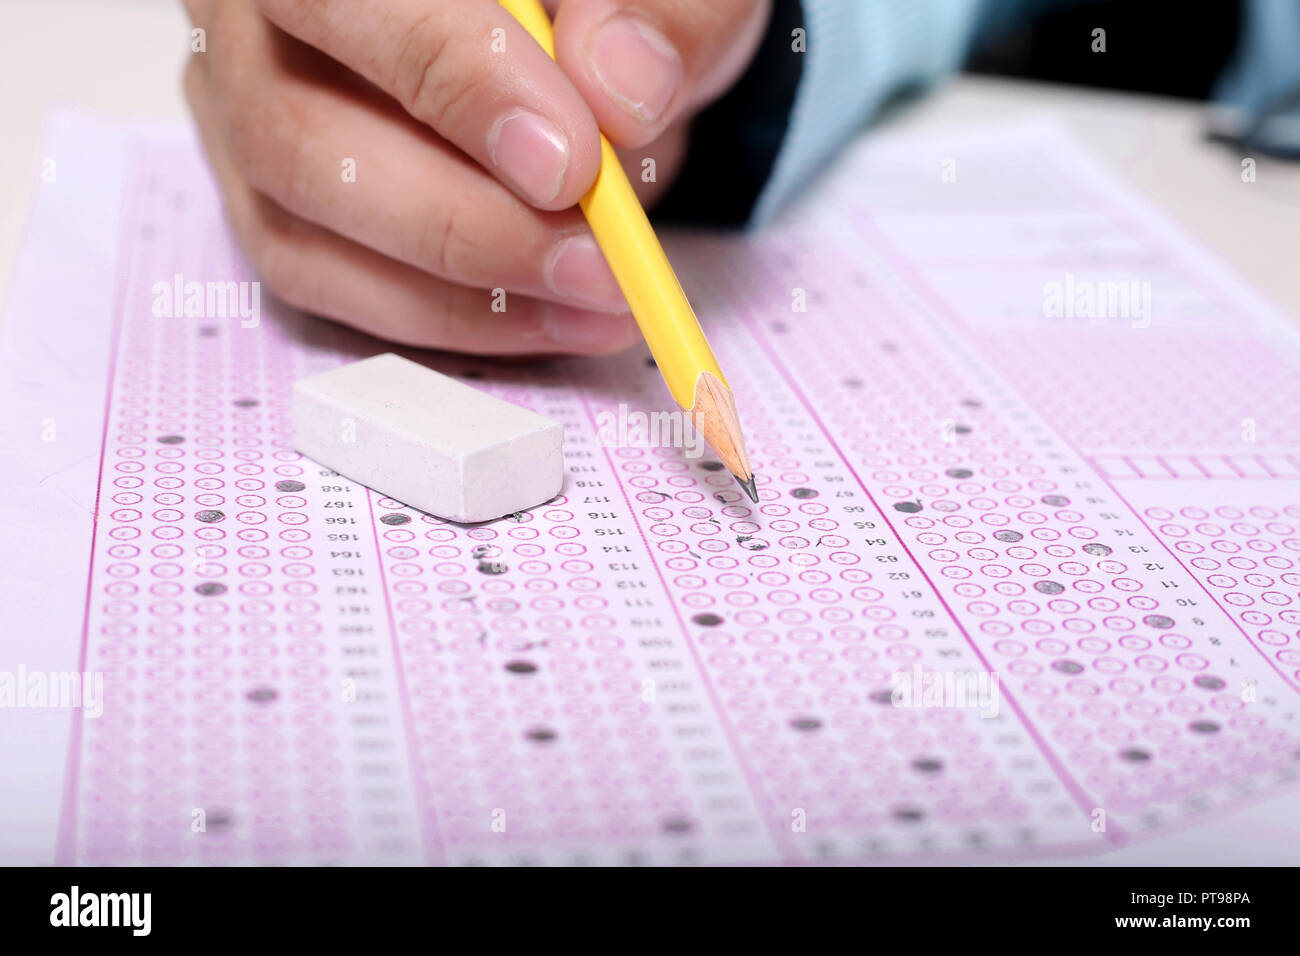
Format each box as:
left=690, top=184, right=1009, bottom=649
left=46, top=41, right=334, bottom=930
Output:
left=690, top=371, right=756, bottom=503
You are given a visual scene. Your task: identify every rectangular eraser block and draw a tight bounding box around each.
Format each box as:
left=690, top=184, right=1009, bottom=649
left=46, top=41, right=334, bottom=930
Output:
left=291, top=353, right=564, bottom=523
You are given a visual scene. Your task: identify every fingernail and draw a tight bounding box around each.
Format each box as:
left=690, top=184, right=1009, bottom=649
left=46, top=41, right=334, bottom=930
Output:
left=488, top=109, right=569, bottom=205
left=546, top=234, right=628, bottom=312
left=587, top=16, right=682, bottom=124
left=542, top=307, right=639, bottom=351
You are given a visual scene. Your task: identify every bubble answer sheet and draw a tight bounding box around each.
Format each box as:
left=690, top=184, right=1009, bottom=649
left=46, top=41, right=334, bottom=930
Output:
left=2, top=111, right=1299, bottom=867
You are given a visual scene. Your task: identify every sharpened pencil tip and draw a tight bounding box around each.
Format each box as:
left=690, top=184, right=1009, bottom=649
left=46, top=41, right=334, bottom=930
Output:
left=736, top=474, right=759, bottom=503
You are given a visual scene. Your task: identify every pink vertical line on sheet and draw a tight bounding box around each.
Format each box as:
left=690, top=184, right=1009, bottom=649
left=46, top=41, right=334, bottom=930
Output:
left=319, top=317, right=446, bottom=865
left=575, top=389, right=799, bottom=863
left=729, top=296, right=1115, bottom=841
left=1191, top=457, right=1212, bottom=478
left=840, top=213, right=1231, bottom=832
left=1257, top=456, right=1278, bottom=478
left=853, top=217, right=1300, bottom=699
left=1121, top=456, right=1143, bottom=478
left=1153, top=456, right=1178, bottom=478
left=363, top=478, right=447, bottom=865
left=55, top=146, right=140, bottom=866
left=1084, top=477, right=1298, bottom=696
left=1224, top=455, right=1246, bottom=477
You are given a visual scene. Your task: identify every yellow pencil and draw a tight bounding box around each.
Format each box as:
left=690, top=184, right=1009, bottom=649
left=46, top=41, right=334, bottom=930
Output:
left=499, top=0, right=758, bottom=503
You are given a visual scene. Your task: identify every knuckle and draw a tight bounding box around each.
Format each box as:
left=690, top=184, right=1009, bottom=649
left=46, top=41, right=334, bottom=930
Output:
left=413, top=206, right=468, bottom=279
left=224, top=96, right=308, bottom=213
left=246, top=208, right=311, bottom=310
left=223, top=103, right=266, bottom=183
left=259, top=246, right=310, bottom=312
left=724, top=0, right=768, bottom=25
left=252, top=0, right=311, bottom=29
left=697, top=0, right=768, bottom=39
left=393, top=16, right=488, bottom=132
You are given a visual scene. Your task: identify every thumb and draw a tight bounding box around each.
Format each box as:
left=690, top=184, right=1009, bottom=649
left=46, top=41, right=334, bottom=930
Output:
left=552, top=0, right=771, bottom=148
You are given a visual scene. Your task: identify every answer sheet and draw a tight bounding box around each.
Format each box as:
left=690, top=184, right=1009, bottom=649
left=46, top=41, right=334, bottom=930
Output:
left=2, top=112, right=1298, bottom=865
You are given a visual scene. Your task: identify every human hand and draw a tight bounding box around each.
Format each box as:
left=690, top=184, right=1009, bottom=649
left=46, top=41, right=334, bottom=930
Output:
left=181, top=0, right=771, bottom=355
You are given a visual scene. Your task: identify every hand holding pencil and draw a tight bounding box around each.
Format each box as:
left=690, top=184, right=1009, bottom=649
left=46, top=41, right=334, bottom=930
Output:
left=180, top=0, right=771, bottom=359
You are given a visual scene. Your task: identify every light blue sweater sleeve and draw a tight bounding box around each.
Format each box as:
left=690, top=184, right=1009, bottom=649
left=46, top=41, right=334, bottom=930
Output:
left=1213, top=0, right=1300, bottom=155
left=749, top=0, right=1300, bottom=224
left=750, top=0, right=986, bottom=225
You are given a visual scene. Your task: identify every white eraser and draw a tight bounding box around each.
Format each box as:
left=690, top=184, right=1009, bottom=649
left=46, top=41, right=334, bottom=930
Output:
left=291, top=353, right=564, bottom=523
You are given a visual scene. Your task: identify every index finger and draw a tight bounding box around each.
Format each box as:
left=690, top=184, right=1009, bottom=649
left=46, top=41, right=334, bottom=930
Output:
left=255, top=0, right=603, bottom=209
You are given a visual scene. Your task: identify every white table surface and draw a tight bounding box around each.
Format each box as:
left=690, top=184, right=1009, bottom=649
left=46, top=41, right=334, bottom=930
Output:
left=0, top=0, right=1296, bottom=866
